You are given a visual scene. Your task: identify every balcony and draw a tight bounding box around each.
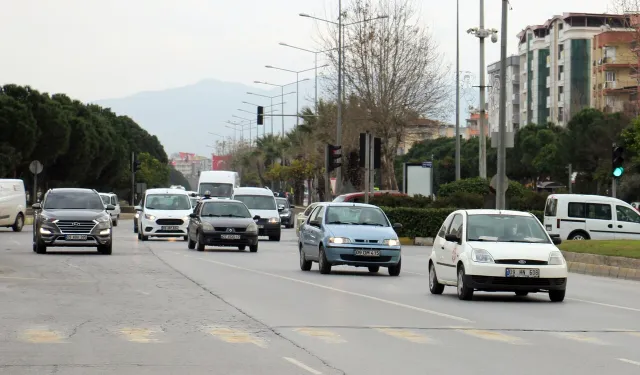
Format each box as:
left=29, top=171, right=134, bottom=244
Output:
left=558, top=72, right=565, bottom=85
left=512, top=112, right=520, bottom=123
left=558, top=93, right=564, bottom=105
left=546, top=76, right=551, bottom=88
left=546, top=55, right=551, bottom=68
left=512, top=93, right=519, bottom=105
left=546, top=96, right=551, bottom=108
left=557, top=52, right=564, bottom=63
left=511, top=74, right=519, bottom=83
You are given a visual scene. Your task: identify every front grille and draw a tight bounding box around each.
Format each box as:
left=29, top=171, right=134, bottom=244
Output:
left=156, top=219, right=184, bottom=226
left=494, top=259, right=548, bottom=265
left=214, top=227, right=247, bottom=232
left=340, top=255, right=392, bottom=262
left=56, top=220, right=96, bottom=234
left=354, top=239, right=380, bottom=244
left=471, top=276, right=566, bottom=286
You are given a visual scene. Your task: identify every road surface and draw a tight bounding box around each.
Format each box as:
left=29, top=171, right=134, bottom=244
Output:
left=1, top=222, right=640, bottom=374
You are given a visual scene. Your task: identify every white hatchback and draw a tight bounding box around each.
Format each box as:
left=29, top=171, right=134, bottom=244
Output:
left=428, top=209, right=568, bottom=302
left=136, top=188, right=192, bottom=241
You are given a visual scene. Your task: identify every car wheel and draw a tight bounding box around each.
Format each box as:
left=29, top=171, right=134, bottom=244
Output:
left=183, top=236, right=188, bottom=241
left=318, top=246, right=331, bottom=274
left=238, top=245, right=246, bottom=251
left=249, top=244, right=258, bottom=252
left=141, top=234, right=148, bottom=241
left=299, top=247, right=312, bottom=271
left=368, top=266, right=380, bottom=273
left=515, top=291, right=529, bottom=297
left=429, top=262, right=445, bottom=294
left=388, top=258, right=401, bottom=276
left=133, top=225, right=138, bottom=234
left=34, top=238, right=47, bottom=254
left=549, top=290, right=566, bottom=302
left=112, top=218, right=118, bottom=227
left=98, top=241, right=113, bottom=255
left=196, top=232, right=205, bottom=252
left=456, top=265, right=474, bottom=300
left=11, top=213, right=24, bottom=232
left=187, top=236, right=196, bottom=249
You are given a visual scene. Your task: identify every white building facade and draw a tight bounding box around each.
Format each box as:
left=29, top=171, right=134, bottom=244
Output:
left=487, top=55, right=521, bottom=133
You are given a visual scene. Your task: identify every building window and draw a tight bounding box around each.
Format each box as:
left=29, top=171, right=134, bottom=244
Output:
left=558, top=65, right=564, bottom=80
left=557, top=107, right=564, bottom=123
left=605, top=71, right=616, bottom=82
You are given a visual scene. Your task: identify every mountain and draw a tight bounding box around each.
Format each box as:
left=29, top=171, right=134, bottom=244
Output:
left=93, top=78, right=316, bottom=157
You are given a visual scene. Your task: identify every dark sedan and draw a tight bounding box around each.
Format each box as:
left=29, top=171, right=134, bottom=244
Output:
left=187, top=199, right=259, bottom=252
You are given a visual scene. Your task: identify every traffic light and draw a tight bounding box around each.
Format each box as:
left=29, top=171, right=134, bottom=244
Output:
left=257, top=106, right=264, bottom=125
left=133, top=156, right=141, bottom=172
left=326, top=144, right=342, bottom=172
left=612, top=146, right=624, bottom=177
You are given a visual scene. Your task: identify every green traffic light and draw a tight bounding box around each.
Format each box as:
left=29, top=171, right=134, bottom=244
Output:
left=613, top=167, right=624, bottom=177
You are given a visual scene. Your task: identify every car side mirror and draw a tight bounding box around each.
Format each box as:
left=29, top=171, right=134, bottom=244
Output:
left=106, top=204, right=116, bottom=211
left=253, top=215, right=261, bottom=220
left=32, top=203, right=41, bottom=210
left=310, top=220, right=320, bottom=227
left=189, top=213, right=197, bottom=218
left=550, top=234, right=562, bottom=245
left=393, top=223, right=402, bottom=229
left=134, top=205, right=142, bottom=211
left=445, top=233, right=460, bottom=243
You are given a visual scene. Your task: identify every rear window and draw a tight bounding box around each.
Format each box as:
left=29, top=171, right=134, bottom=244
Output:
left=544, top=198, right=557, bottom=217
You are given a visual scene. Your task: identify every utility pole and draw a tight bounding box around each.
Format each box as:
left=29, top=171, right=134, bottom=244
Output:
left=496, top=0, right=508, bottom=209
left=568, top=164, right=573, bottom=194
left=455, top=0, right=461, bottom=180
left=478, top=0, right=487, bottom=179
left=130, top=151, right=135, bottom=206
left=364, top=132, right=371, bottom=204
left=336, top=0, right=344, bottom=194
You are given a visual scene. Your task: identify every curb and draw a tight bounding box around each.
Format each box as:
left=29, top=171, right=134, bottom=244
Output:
left=562, top=251, right=640, bottom=281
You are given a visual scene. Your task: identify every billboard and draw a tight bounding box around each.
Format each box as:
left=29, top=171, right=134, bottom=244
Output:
left=211, top=154, right=232, bottom=170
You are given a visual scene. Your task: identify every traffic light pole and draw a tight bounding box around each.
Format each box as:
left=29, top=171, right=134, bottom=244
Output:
left=364, top=132, right=371, bottom=204
left=324, top=144, right=330, bottom=201
left=369, top=133, right=375, bottom=201
left=130, top=151, right=135, bottom=206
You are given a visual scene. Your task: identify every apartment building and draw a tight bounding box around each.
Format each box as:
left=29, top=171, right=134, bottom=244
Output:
left=517, top=13, right=627, bottom=126
left=487, top=55, right=521, bottom=131
left=592, top=29, right=639, bottom=113
left=397, top=118, right=468, bottom=155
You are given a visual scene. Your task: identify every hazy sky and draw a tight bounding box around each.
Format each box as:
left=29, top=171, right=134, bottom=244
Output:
left=0, top=0, right=613, bottom=105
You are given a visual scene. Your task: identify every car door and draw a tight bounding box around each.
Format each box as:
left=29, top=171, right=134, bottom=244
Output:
left=188, top=202, right=203, bottom=240
left=301, top=206, right=321, bottom=252
left=614, top=204, right=640, bottom=240
left=583, top=202, right=616, bottom=240
left=433, top=213, right=454, bottom=276
left=304, top=206, right=325, bottom=259
left=441, top=213, right=464, bottom=282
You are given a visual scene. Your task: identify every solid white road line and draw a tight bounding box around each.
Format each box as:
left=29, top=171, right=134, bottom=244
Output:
left=283, top=357, right=322, bottom=374
left=176, top=253, right=473, bottom=323
left=568, top=298, right=640, bottom=313
left=617, top=358, right=640, bottom=366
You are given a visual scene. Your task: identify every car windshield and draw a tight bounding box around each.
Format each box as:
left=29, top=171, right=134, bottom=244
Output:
left=100, top=195, right=110, bottom=205
left=201, top=202, right=251, bottom=218
left=199, top=183, right=233, bottom=197
left=234, top=195, right=276, bottom=210
left=145, top=194, right=191, bottom=210
left=276, top=198, right=289, bottom=209
left=466, top=214, right=550, bottom=243
left=325, top=206, right=389, bottom=226
left=44, top=192, right=105, bottom=210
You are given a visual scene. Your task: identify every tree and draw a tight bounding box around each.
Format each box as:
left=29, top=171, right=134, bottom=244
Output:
left=136, top=152, right=170, bottom=188
left=319, top=0, right=451, bottom=190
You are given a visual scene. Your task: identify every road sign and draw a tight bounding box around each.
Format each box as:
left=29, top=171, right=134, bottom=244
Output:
left=29, top=160, right=43, bottom=175
left=489, top=174, right=509, bottom=194
left=422, top=161, right=432, bottom=168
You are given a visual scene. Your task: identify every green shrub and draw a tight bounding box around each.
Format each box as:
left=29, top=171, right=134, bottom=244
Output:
left=438, top=177, right=489, bottom=197
left=369, top=193, right=432, bottom=208
left=431, top=192, right=484, bottom=209
left=510, top=190, right=549, bottom=211
left=530, top=210, right=544, bottom=222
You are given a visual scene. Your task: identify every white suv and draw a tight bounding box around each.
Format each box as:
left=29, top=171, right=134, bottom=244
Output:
left=136, top=188, right=192, bottom=241
left=99, top=192, right=121, bottom=226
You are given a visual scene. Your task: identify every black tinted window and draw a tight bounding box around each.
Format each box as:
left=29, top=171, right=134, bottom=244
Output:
left=44, top=192, right=104, bottom=210
left=276, top=198, right=289, bottom=208
left=568, top=202, right=612, bottom=220
left=544, top=198, right=557, bottom=216
left=201, top=202, right=251, bottom=217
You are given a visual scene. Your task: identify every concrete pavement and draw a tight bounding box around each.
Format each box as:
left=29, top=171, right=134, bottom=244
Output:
left=1, top=222, right=640, bottom=374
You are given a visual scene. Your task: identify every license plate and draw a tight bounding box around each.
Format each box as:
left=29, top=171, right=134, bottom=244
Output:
left=258, top=225, right=264, bottom=229
left=545, top=224, right=551, bottom=231
left=65, top=235, right=87, bottom=240
left=506, top=268, right=540, bottom=278
left=161, top=226, right=179, bottom=231
left=221, top=234, right=241, bottom=240
left=354, top=249, right=380, bottom=257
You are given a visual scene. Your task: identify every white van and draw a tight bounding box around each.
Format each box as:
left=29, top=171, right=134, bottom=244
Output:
left=543, top=193, right=640, bottom=240
left=232, top=187, right=281, bottom=241
left=135, top=188, right=193, bottom=241
left=0, top=179, right=27, bottom=232
left=99, top=192, right=121, bottom=226
left=198, top=171, right=240, bottom=198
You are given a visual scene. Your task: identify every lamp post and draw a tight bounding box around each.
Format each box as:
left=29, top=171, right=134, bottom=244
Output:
left=237, top=107, right=280, bottom=138
left=265, top=64, right=326, bottom=127
left=232, top=115, right=256, bottom=146
left=299, top=10, right=388, bottom=194
left=225, top=121, right=250, bottom=146
left=245, top=92, right=294, bottom=135
left=253, top=79, right=308, bottom=137
left=467, top=0, right=498, bottom=180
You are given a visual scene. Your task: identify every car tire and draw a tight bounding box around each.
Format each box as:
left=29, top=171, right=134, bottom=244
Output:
left=318, top=246, right=331, bottom=274
left=11, top=213, right=24, bottom=232
left=456, top=265, right=474, bottom=300
left=429, top=262, right=445, bottom=295
left=549, top=290, right=566, bottom=302
left=133, top=225, right=138, bottom=234
left=388, top=258, right=401, bottom=276
left=113, top=218, right=118, bottom=227
left=98, top=241, right=112, bottom=255
left=183, top=236, right=188, bottom=241
left=238, top=245, right=246, bottom=251
left=515, top=291, right=529, bottom=297
left=196, top=232, right=205, bottom=252
left=368, top=266, right=380, bottom=273
left=34, top=238, right=47, bottom=254
left=141, top=234, right=148, bottom=241
left=187, top=236, right=196, bottom=249
left=249, top=244, right=258, bottom=252
left=299, top=247, right=312, bottom=271
left=269, top=234, right=281, bottom=241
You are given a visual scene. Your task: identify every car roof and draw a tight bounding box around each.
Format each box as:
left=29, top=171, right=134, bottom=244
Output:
left=201, top=199, right=244, bottom=205
left=145, top=188, right=189, bottom=195
left=547, top=194, right=622, bottom=202
left=233, top=187, right=273, bottom=195
left=50, top=188, right=96, bottom=194
left=462, top=209, right=533, bottom=217
left=327, top=202, right=380, bottom=208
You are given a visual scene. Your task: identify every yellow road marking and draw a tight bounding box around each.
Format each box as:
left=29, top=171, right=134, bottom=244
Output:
left=208, top=327, right=266, bottom=348
left=627, top=332, right=640, bottom=338
left=21, top=329, right=65, bottom=343
left=456, top=329, right=525, bottom=344
left=120, top=328, right=161, bottom=343
left=551, top=332, right=609, bottom=345
left=293, top=328, right=346, bottom=343
left=375, top=328, right=430, bottom=343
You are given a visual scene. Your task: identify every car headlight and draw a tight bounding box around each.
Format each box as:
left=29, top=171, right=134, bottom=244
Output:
left=471, top=248, right=494, bottom=263
left=144, top=214, right=156, bottom=221
left=182, top=216, right=189, bottom=223
left=134, top=213, right=139, bottom=219
left=246, top=222, right=258, bottom=233
left=41, top=215, right=57, bottom=224
left=99, top=228, right=111, bottom=235
left=383, top=239, right=400, bottom=246
left=268, top=217, right=280, bottom=224
left=201, top=222, right=214, bottom=231
left=329, top=237, right=351, bottom=244
left=548, top=250, right=565, bottom=265
left=96, top=215, right=110, bottom=223
left=39, top=227, right=52, bottom=234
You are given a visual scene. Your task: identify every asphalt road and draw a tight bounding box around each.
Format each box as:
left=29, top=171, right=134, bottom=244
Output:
left=1, top=222, right=640, bottom=374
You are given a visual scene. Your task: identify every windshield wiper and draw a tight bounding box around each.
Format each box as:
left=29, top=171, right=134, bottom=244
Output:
left=201, top=214, right=222, bottom=217
left=468, top=238, right=495, bottom=242
left=357, top=223, right=384, bottom=226
left=221, top=214, right=247, bottom=218
left=500, top=240, right=544, bottom=243
left=327, top=221, right=351, bottom=224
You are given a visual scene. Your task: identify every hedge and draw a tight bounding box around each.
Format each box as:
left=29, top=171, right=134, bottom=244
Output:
left=381, top=206, right=545, bottom=238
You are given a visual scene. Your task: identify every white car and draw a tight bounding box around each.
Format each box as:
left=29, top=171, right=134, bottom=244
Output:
left=428, top=209, right=568, bottom=302
left=99, top=192, right=121, bottom=226
left=135, top=188, right=192, bottom=241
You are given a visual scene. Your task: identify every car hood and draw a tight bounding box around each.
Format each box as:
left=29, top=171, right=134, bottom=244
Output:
left=144, top=208, right=192, bottom=218
left=468, top=241, right=558, bottom=262
left=42, top=209, right=108, bottom=221
left=201, top=217, right=254, bottom=227
left=325, top=224, right=396, bottom=240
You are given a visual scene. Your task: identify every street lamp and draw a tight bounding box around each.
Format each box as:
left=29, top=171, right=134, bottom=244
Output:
left=265, top=64, right=327, bottom=127
left=232, top=115, right=256, bottom=146
left=299, top=10, right=388, bottom=195
left=225, top=121, right=250, bottom=145
left=253, top=79, right=308, bottom=137
left=245, top=92, right=295, bottom=135
left=467, top=0, right=499, bottom=180
left=279, top=43, right=338, bottom=113
left=237, top=107, right=279, bottom=138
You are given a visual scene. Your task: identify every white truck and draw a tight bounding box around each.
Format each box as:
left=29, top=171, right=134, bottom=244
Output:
left=197, top=171, right=240, bottom=199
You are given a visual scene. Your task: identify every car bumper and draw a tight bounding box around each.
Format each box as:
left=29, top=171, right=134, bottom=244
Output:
left=142, top=220, right=188, bottom=237
left=201, top=232, right=259, bottom=247
left=325, top=245, right=401, bottom=267
left=257, top=222, right=281, bottom=236
left=39, top=232, right=112, bottom=247
left=465, top=263, right=568, bottom=292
